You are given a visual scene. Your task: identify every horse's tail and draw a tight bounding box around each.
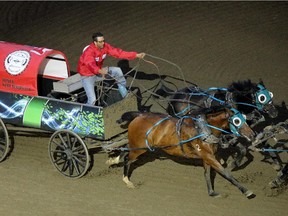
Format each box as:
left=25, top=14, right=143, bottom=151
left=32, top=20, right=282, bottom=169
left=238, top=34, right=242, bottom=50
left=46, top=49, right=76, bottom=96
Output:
left=116, top=111, right=141, bottom=125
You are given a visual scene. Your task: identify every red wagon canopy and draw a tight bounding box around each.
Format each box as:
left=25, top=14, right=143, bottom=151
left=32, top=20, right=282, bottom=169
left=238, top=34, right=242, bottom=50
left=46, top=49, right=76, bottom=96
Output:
left=0, top=41, right=70, bottom=96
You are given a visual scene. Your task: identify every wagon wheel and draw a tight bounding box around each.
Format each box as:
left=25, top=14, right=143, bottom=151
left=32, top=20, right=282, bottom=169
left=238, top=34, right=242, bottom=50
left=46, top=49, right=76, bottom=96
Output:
left=48, top=129, right=90, bottom=179
left=0, top=118, right=10, bottom=162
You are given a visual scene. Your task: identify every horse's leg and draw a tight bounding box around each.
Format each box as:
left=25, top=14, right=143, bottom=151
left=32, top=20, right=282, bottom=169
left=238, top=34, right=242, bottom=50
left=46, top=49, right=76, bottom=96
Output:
left=123, top=153, right=135, bottom=188
left=203, top=163, right=220, bottom=197
left=204, top=156, right=255, bottom=199
left=227, top=142, right=247, bottom=171
left=123, top=149, right=147, bottom=189
left=263, top=142, right=283, bottom=172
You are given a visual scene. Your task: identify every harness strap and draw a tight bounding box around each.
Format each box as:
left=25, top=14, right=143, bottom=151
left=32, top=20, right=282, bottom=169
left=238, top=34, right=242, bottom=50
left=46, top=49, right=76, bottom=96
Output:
left=258, top=148, right=288, bottom=152
left=176, top=116, right=190, bottom=156
left=145, top=116, right=170, bottom=151
left=118, top=133, right=205, bottom=152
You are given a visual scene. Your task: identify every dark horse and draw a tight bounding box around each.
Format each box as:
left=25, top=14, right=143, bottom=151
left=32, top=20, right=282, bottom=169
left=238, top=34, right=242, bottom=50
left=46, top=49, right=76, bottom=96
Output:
left=164, top=80, right=278, bottom=121
left=117, top=108, right=256, bottom=198
left=157, top=80, right=279, bottom=170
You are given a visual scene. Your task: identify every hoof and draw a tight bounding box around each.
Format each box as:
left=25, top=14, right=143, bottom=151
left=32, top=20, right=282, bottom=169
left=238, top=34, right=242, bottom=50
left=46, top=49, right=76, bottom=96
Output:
left=273, top=164, right=282, bottom=172
left=126, top=181, right=136, bottom=189
left=220, top=158, right=225, bottom=165
left=123, top=176, right=135, bottom=189
left=245, top=190, right=256, bottom=199
left=105, top=159, right=113, bottom=165
left=105, top=156, right=120, bottom=166
left=209, top=192, right=221, bottom=198
left=269, top=178, right=285, bottom=189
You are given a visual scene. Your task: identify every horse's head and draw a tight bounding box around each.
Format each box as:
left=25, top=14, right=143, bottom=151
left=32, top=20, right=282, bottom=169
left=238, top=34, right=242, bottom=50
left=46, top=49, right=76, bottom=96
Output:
left=207, top=107, right=255, bottom=142
left=229, top=80, right=278, bottom=119
left=227, top=108, right=255, bottom=142
left=253, top=81, right=278, bottom=118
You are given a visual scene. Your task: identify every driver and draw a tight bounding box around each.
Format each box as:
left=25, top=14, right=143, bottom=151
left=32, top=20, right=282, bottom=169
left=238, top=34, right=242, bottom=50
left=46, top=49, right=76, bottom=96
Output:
left=77, top=32, right=145, bottom=105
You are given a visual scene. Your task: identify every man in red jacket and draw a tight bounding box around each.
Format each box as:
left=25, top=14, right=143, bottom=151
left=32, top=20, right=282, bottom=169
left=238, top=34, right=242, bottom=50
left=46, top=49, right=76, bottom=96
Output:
left=77, top=32, right=145, bottom=105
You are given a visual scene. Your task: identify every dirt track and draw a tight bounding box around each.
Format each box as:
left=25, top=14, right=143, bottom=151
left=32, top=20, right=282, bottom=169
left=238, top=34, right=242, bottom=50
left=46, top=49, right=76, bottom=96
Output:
left=1, top=2, right=288, bottom=216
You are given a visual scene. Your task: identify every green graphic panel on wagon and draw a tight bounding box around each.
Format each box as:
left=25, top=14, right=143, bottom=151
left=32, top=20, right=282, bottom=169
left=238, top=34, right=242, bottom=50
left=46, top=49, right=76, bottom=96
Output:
left=23, top=97, right=47, bottom=128
left=41, top=100, right=104, bottom=139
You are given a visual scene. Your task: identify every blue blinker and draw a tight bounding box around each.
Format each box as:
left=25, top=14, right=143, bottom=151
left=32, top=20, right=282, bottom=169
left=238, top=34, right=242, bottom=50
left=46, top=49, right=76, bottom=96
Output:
left=229, top=108, right=246, bottom=136
left=255, top=84, right=273, bottom=110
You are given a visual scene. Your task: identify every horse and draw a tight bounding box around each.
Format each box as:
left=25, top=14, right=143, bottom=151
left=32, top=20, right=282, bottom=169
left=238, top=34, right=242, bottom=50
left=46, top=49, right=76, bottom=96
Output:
left=164, top=80, right=278, bottom=121
left=157, top=79, right=279, bottom=171
left=117, top=108, right=256, bottom=198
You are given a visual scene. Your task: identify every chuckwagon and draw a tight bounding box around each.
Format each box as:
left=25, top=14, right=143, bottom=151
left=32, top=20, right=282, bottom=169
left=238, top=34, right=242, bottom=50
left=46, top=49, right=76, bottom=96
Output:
left=0, top=41, right=138, bottom=178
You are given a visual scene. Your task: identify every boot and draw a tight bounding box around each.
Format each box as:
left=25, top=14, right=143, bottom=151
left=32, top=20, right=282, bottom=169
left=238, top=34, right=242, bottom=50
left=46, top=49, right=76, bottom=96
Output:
left=195, top=114, right=219, bottom=143
left=118, top=85, right=128, bottom=98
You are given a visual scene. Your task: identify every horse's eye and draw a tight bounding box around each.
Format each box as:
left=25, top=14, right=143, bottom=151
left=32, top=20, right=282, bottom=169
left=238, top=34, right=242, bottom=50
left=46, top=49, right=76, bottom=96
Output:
left=258, top=94, right=267, bottom=104
left=233, top=117, right=242, bottom=127
left=269, top=91, right=273, bottom=98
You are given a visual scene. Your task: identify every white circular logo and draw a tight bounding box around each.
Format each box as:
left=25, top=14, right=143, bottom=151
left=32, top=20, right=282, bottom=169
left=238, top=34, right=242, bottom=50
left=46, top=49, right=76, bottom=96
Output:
left=4, top=50, right=30, bottom=75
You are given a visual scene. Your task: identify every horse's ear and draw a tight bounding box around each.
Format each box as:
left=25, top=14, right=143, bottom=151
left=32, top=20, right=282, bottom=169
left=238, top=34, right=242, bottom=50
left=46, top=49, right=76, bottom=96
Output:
left=225, top=111, right=230, bottom=119
left=224, top=108, right=231, bottom=118
left=259, top=78, right=264, bottom=86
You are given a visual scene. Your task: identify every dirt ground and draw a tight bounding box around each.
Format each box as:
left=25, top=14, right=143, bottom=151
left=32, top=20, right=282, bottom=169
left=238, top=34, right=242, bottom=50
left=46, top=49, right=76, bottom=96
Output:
left=1, top=1, right=288, bottom=216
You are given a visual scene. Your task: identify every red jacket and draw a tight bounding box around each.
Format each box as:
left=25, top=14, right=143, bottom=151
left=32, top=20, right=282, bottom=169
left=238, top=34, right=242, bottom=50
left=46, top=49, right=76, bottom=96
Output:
left=77, top=42, right=137, bottom=76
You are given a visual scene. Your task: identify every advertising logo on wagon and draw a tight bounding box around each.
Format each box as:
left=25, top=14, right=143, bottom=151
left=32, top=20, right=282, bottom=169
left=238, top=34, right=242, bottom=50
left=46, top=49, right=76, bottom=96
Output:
left=4, top=50, right=30, bottom=76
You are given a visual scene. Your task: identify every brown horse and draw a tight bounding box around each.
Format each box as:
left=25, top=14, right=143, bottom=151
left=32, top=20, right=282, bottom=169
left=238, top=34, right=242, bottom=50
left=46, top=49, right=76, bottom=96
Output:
left=117, top=108, right=256, bottom=198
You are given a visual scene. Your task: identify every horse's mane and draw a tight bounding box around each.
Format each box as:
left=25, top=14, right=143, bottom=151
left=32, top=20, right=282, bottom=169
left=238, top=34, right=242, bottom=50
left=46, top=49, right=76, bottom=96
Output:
left=202, top=106, right=226, bottom=116
left=227, top=79, right=258, bottom=93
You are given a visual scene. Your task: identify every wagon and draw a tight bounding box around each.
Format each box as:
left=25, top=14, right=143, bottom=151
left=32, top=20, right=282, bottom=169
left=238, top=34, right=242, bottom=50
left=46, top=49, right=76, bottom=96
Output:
left=0, top=41, right=138, bottom=178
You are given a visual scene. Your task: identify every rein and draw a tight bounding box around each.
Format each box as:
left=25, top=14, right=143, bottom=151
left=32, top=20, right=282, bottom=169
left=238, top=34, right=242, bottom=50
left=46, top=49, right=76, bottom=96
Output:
left=257, top=148, right=288, bottom=152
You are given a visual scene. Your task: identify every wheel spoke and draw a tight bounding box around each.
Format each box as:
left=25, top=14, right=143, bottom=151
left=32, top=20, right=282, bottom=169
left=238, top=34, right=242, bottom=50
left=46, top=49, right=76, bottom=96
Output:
left=50, top=149, right=65, bottom=154
left=72, top=144, right=84, bottom=153
left=53, top=157, right=66, bottom=165
left=68, top=160, right=74, bottom=176
left=66, top=132, right=72, bottom=149
left=72, top=155, right=86, bottom=167
left=61, top=159, right=70, bottom=172
left=71, top=158, right=81, bottom=175
left=58, top=133, right=68, bottom=148
left=71, top=137, right=77, bottom=149
left=52, top=140, right=65, bottom=150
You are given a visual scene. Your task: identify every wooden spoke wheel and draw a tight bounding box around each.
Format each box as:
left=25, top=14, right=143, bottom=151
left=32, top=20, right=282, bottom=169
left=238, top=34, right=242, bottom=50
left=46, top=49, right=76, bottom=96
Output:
left=0, top=118, right=10, bottom=162
left=48, top=129, right=90, bottom=179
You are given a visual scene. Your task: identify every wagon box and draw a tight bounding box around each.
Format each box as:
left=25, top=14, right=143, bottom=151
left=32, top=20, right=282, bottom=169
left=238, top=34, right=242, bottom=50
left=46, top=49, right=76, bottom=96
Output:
left=0, top=41, right=138, bottom=140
